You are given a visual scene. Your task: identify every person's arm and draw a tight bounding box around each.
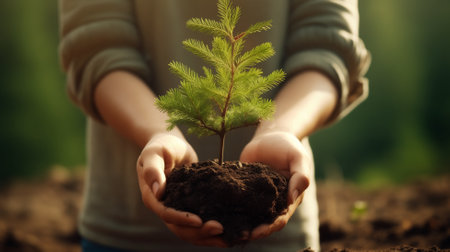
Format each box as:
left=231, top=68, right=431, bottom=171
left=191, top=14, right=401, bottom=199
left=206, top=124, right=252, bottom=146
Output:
left=95, top=71, right=179, bottom=148
left=59, top=0, right=226, bottom=247
left=241, top=0, right=371, bottom=240
left=240, top=70, right=337, bottom=239
left=256, top=71, right=338, bottom=140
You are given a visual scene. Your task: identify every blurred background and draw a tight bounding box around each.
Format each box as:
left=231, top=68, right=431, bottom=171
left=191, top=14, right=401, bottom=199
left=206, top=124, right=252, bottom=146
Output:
left=0, top=0, right=449, bottom=187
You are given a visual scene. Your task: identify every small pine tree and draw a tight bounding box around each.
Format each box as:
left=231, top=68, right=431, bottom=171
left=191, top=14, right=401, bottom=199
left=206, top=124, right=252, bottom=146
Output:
left=156, top=0, right=285, bottom=164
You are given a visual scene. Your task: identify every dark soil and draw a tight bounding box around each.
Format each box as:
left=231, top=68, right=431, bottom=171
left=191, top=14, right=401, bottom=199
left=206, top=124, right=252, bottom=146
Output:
left=162, top=160, right=289, bottom=246
left=0, top=167, right=449, bottom=251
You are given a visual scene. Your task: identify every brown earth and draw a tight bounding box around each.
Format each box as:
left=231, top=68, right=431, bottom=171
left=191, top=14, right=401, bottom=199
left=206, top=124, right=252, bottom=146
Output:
left=162, top=160, right=288, bottom=246
left=0, top=167, right=448, bottom=251
left=316, top=175, right=450, bottom=251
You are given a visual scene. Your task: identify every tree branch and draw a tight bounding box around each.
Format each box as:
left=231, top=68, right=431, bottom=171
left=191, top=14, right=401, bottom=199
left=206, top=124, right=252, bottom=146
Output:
left=227, top=120, right=260, bottom=132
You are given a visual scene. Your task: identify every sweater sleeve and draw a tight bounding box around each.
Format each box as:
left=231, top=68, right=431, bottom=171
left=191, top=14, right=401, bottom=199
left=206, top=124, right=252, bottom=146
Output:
left=58, top=0, right=150, bottom=121
left=283, top=0, right=371, bottom=122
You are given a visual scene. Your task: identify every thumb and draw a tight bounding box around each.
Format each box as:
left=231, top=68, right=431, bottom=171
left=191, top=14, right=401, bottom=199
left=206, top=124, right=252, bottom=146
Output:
left=288, top=157, right=310, bottom=204
left=239, top=141, right=257, bottom=163
left=288, top=172, right=309, bottom=204
left=141, top=152, right=166, bottom=199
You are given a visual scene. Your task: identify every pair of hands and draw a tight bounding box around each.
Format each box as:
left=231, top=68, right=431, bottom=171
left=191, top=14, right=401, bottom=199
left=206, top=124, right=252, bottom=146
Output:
left=136, top=131, right=312, bottom=247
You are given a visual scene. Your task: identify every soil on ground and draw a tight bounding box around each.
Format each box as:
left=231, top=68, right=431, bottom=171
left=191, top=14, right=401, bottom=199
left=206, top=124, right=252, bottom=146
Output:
left=316, top=175, right=450, bottom=251
left=162, top=160, right=288, bottom=246
left=0, top=167, right=448, bottom=251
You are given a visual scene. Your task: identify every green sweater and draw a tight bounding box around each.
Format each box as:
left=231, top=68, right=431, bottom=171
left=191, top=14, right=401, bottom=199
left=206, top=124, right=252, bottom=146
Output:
left=59, top=0, right=370, bottom=251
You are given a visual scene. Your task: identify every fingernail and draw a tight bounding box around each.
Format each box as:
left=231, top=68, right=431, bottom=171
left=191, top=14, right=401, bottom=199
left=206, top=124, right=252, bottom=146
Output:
left=210, top=227, right=223, bottom=236
left=152, top=182, right=160, bottom=195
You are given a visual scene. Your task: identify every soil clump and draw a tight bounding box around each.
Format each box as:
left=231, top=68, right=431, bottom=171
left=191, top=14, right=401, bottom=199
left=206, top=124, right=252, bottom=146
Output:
left=162, top=160, right=289, bottom=245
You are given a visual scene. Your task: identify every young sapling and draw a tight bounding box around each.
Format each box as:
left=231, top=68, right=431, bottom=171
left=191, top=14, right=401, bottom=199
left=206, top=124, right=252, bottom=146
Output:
left=158, top=0, right=289, bottom=244
left=156, top=0, right=285, bottom=164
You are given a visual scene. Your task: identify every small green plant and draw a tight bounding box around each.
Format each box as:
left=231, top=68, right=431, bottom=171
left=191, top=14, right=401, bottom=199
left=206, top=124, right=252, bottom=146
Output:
left=156, top=0, right=285, bottom=164
left=350, top=200, right=368, bottom=222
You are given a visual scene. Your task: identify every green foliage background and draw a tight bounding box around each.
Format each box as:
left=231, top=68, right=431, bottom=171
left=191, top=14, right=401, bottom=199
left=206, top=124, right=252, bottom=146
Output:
left=0, top=1, right=85, bottom=183
left=1, top=0, right=448, bottom=186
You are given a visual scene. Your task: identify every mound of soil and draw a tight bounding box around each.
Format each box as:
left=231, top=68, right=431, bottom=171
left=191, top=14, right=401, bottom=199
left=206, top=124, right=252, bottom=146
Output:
left=162, top=160, right=289, bottom=245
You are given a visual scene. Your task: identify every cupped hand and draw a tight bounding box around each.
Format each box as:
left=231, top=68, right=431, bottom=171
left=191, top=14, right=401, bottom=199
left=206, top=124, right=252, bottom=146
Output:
left=240, top=131, right=312, bottom=240
left=136, top=133, right=228, bottom=247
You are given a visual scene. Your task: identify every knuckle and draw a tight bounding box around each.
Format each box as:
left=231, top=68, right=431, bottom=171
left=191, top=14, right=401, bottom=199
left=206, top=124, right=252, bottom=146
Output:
left=142, top=167, right=154, bottom=182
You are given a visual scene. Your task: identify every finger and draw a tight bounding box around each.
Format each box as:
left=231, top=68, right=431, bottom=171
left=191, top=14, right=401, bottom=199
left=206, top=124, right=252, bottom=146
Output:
left=250, top=215, right=288, bottom=241
left=239, top=140, right=259, bottom=163
left=250, top=223, right=271, bottom=240
left=166, top=222, right=228, bottom=248
left=164, top=145, right=198, bottom=179
left=137, top=152, right=202, bottom=228
left=139, top=180, right=162, bottom=214
left=155, top=180, right=166, bottom=200
left=157, top=135, right=198, bottom=169
left=288, top=156, right=310, bottom=204
left=183, top=144, right=199, bottom=165
left=288, top=172, right=309, bottom=204
left=160, top=207, right=203, bottom=227
left=203, top=220, right=224, bottom=235
left=250, top=192, right=302, bottom=241
left=141, top=152, right=166, bottom=196
left=140, top=178, right=203, bottom=228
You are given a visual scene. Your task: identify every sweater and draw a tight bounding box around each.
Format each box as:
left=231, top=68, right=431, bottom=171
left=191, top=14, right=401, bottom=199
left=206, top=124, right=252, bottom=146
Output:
left=58, top=0, right=370, bottom=251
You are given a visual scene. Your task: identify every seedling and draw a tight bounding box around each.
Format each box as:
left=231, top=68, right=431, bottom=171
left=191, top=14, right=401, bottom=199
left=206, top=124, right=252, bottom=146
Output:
left=351, top=200, right=368, bottom=222
left=156, top=0, right=285, bottom=164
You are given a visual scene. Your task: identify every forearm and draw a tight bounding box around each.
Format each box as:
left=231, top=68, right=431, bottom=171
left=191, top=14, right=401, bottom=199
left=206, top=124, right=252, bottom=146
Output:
left=95, top=70, right=183, bottom=148
left=255, top=70, right=338, bottom=139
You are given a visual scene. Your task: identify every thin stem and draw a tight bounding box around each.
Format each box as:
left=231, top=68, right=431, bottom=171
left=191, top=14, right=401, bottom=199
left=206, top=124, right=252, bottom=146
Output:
left=198, top=118, right=220, bottom=135
left=221, top=40, right=236, bottom=118
left=218, top=133, right=225, bottom=165
left=228, top=120, right=260, bottom=131
left=217, top=34, right=237, bottom=164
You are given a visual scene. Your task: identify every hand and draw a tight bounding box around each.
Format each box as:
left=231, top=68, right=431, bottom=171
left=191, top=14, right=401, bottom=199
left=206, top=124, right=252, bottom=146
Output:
left=136, top=133, right=227, bottom=247
left=240, top=131, right=312, bottom=240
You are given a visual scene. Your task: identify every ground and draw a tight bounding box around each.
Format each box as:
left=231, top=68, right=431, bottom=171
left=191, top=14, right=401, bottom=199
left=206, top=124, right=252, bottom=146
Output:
left=317, top=175, right=450, bottom=251
left=0, top=167, right=448, bottom=252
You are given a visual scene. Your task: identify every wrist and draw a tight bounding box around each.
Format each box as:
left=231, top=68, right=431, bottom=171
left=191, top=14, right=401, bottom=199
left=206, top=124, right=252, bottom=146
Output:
left=141, top=127, right=186, bottom=148
left=254, top=71, right=338, bottom=140
left=94, top=70, right=187, bottom=149
left=254, top=122, right=293, bottom=137
left=254, top=120, right=310, bottom=140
